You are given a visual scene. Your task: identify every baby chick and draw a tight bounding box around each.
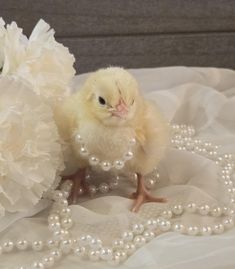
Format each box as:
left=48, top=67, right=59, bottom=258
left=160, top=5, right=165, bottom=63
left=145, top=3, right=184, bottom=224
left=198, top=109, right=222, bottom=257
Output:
left=56, top=67, right=169, bottom=212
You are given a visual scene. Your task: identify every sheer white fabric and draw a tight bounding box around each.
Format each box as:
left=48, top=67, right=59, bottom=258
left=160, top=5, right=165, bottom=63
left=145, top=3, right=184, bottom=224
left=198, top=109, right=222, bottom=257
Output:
left=0, top=66, right=235, bottom=269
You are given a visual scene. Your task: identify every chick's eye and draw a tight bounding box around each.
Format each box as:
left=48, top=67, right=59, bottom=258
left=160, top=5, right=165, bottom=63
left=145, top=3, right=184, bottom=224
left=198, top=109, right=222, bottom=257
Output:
left=98, top=96, right=106, bottom=105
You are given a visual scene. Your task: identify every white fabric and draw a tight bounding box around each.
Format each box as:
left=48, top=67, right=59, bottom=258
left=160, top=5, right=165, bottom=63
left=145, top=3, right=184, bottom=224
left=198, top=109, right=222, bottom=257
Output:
left=0, top=66, right=235, bottom=269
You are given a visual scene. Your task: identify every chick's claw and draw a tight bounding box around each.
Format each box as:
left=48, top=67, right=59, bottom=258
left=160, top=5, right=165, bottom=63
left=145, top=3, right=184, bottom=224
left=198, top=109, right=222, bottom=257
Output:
left=130, top=173, right=167, bottom=212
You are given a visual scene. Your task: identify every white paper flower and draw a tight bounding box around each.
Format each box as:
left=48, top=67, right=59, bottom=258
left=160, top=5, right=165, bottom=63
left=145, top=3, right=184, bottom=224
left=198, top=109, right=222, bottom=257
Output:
left=0, top=18, right=76, bottom=103
left=0, top=76, right=65, bottom=216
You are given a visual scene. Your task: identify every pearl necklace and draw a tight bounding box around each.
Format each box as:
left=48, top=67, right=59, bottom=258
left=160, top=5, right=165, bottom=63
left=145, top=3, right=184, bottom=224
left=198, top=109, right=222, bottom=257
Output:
left=1, top=124, right=234, bottom=268
left=75, top=133, right=136, bottom=171
left=77, top=168, right=159, bottom=198
left=74, top=132, right=159, bottom=196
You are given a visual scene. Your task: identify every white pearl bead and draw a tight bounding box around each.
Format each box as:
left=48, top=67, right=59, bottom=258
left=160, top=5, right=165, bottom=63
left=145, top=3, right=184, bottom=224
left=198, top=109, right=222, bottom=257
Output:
left=211, top=206, right=222, bottom=217
left=48, top=214, right=60, bottom=223
left=100, top=247, right=113, bottom=261
left=56, top=198, right=68, bottom=208
left=133, top=235, right=146, bottom=248
left=60, top=239, right=73, bottom=254
left=224, top=180, right=233, bottom=186
left=32, top=241, right=44, bottom=251
left=187, top=226, right=199, bottom=235
left=130, top=173, right=138, bottom=181
left=228, top=188, right=235, bottom=193
left=159, top=220, right=171, bottom=231
left=213, top=224, right=224, bottom=234
left=222, top=206, right=231, bottom=216
left=89, top=250, right=100, bottom=261
left=74, top=246, right=86, bottom=257
left=32, top=262, right=44, bottom=269
left=60, top=208, right=71, bottom=218
left=145, top=219, right=158, bottom=231
left=2, top=240, right=14, bottom=252
left=114, top=160, right=124, bottom=170
left=122, top=231, right=134, bottom=242
left=132, top=223, right=144, bottom=235
left=200, top=226, right=212, bottom=236
left=88, top=185, right=97, bottom=195
left=124, top=151, right=134, bottom=160
left=109, top=180, right=119, bottom=190
left=61, top=218, right=73, bottom=229
left=60, top=180, right=73, bottom=192
left=85, top=173, right=91, bottom=182
left=112, top=239, right=124, bottom=249
left=50, top=248, right=62, bottom=260
left=78, top=235, right=92, bottom=246
left=62, top=191, right=70, bottom=199
left=52, top=190, right=64, bottom=201
left=222, top=169, right=231, bottom=176
left=77, top=187, right=84, bottom=196
left=108, top=255, right=120, bottom=266
left=229, top=209, right=235, bottom=216
left=42, top=255, right=54, bottom=268
left=124, top=243, right=136, bottom=255
left=172, top=205, right=183, bottom=215
left=145, top=178, right=157, bottom=189
left=156, top=217, right=165, bottom=225
left=143, top=231, right=155, bottom=241
left=198, top=205, right=210, bottom=215
left=99, top=182, right=110, bottom=193
left=48, top=222, right=61, bottom=231
left=101, top=161, right=112, bottom=171
left=72, top=238, right=78, bottom=246
left=114, top=250, right=127, bottom=261
left=230, top=198, right=235, bottom=204
left=223, top=217, right=234, bottom=229
left=89, top=156, right=99, bottom=166
left=80, top=146, right=89, bottom=156
left=89, top=238, right=102, bottom=250
left=185, top=203, right=197, bottom=213
left=129, top=138, right=136, bottom=145
left=173, top=223, right=185, bottom=233
left=161, top=210, right=173, bottom=219
left=53, top=229, right=69, bottom=241
left=16, top=239, right=28, bottom=250
left=75, top=133, right=83, bottom=143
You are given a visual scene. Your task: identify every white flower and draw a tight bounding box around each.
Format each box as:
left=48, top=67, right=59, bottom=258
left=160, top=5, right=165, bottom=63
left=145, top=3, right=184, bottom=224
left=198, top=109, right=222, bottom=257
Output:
left=0, top=76, right=65, bottom=216
left=1, top=19, right=76, bottom=103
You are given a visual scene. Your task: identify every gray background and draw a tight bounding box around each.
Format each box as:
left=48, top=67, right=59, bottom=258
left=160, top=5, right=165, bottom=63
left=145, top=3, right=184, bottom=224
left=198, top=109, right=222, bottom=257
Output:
left=1, top=0, right=235, bottom=73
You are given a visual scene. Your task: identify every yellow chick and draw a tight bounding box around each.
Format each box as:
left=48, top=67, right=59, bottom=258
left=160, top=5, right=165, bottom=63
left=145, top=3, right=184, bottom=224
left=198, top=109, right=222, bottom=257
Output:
left=55, top=67, right=169, bottom=212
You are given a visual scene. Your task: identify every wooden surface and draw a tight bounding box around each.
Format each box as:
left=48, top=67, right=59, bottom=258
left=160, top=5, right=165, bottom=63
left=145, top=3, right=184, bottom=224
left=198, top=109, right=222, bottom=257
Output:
left=1, top=0, right=235, bottom=73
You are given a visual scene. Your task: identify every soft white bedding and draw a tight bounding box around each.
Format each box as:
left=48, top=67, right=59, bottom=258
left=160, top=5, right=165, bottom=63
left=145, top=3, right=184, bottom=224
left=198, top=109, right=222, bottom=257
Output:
left=0, top=66, right=235, bottom=269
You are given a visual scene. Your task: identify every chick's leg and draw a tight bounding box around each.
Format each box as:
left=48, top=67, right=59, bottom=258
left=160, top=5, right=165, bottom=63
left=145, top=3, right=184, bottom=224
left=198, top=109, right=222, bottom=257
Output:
left=61, top=168, right=86, bottom=204
left=131, top=173, right=167, bottom=212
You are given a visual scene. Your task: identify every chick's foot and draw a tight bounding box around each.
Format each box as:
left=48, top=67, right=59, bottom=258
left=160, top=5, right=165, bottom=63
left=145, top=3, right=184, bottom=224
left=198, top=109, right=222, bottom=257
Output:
left=61, top=168, right=87, bottom=204
left=131, top=173, right=167, bottom=212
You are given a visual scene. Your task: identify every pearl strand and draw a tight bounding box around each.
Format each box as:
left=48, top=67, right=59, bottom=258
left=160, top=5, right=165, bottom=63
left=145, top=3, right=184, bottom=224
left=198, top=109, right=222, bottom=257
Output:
left=79, top=169, right=160, bottom=197
left=84, top=172, right=120, bottom=197
left=1, top=124, right=234, bottom=268
left=75, top=133, right=136, bottom=171
left=74, top=131, right=160, bottom=197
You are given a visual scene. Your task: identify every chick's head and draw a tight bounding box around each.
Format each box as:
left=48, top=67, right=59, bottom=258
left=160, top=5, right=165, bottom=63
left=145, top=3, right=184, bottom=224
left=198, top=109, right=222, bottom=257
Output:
left=81, top=67, right=141, bottom=126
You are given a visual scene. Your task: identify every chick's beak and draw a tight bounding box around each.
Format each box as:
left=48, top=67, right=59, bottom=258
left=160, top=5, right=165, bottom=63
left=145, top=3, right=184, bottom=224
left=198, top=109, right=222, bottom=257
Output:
left=112, top=99, right=129, bottom=118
